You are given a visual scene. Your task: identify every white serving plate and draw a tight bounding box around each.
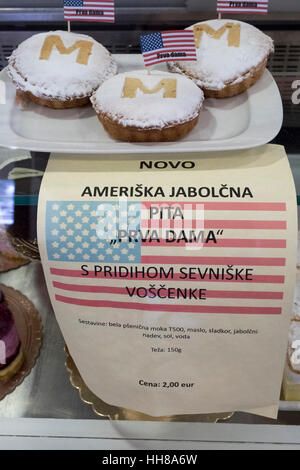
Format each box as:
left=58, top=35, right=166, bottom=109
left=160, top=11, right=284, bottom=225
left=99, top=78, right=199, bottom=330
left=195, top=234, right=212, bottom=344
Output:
left=0, top=54, right=283, bottom=154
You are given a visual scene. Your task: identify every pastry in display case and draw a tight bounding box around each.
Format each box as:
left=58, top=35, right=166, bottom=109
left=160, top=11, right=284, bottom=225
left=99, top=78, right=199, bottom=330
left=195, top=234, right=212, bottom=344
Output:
left=281, top=270, right=300, bottom=401
left=0, top=290, right=24, bottom=382
left=4, top=160, right=43, bottom=261
left=292, top=269, right=300, bottom=321
left=90, top=70, right=204, bottom=142
left=7, top=30, right=117, bottom=109
left=281, top=323, right=300, bottom=401
left=0, top=281, right=43, bottom=401
left=288, top=321, right=300, bottom=374
left=168, top=19, right=274, bottom=98
left=0, top=228, right=28, bottom=273
left=0, top=0, right=300, bottom=450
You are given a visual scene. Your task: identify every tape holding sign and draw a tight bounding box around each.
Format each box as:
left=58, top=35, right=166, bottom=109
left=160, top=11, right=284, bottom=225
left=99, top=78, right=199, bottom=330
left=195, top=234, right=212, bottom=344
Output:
left=38, top=145, right=297, bottom=417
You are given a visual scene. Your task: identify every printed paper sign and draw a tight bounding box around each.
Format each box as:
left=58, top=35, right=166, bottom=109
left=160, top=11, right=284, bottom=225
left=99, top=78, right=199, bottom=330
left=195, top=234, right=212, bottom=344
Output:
left=38, top=145, right=297, bottom=417
left=217, top=1, right=269, bottom=14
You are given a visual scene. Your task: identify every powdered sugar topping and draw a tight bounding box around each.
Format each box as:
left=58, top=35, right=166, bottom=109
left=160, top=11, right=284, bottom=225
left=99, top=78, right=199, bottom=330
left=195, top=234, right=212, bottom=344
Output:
left=169, top=19, right=274, bottom=91
left=91, top=70, right=204, bottom=129
left=7, top=30, right=117, bottom=100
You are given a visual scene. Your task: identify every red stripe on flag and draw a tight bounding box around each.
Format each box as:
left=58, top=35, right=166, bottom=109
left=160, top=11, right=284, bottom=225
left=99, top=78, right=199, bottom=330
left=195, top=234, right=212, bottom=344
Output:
left=144, top=56, right=197, bottom=65
left=55, top=294, right=281, bottom=315
left=64, top=17, right=114, bottom=21
left=164, top=37, right=195, bottom=43
left=53, top=281, right=125, bottom=295
left=144, top=57, right=197, bottom=66
left=217, top=1, right=269, bottom=3
left=161, top=30, right=196, bottom=34
left=65, top=7, right=115, bottom=10
left=140, top=219, right=287, bottom=230
left=141, top=256, right=286, bottom=266
left=163, top=38, right=195, bottom=42
left=142, top=239, right=286, bottom=248
left=143, top=48, right=197, bottom=57
left=217, top=3, right=268, bottom=6
left=50, top=268, right=284, bottom=284
left=141, top=202, right=286, bottom=211
left=217, top=2, right=268, bottom=6
left=217, top=0, right=268, bottom=10
left=217, top=9, right=268, bottom=13
left=53, top=281, right=283, bottom=300
left=203, top=220, right=286, bottom=230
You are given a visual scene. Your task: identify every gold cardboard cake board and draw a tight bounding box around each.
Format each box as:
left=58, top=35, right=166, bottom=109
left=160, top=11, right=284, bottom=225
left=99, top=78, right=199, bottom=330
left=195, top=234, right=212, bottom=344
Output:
left=65, top=347, right=234, bottom=422
left=0, top=284, right=43, bottom=400
left=7, top=233, right=40, bottom=261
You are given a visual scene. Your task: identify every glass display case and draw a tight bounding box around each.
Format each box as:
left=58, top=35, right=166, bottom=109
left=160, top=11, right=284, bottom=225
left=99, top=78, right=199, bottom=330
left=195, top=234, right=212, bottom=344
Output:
left=0, top=0, right=300, bottom=450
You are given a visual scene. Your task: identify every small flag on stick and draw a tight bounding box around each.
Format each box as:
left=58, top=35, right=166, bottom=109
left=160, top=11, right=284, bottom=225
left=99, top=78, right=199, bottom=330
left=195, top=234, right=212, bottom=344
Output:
left=64, top=0, right=115, bottom=23
left=217, top=1, right=269, bottom=14
left=140, top=30, right=197, bottom=67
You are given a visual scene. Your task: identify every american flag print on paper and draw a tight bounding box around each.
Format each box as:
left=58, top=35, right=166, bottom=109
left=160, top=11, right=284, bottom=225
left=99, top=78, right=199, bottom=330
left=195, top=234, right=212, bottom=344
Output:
left=140, top=31, right=197, bottom=67
left=47, top=200, right=287, bottom=316
left=64, top=0, right=115, bottom=23
left=46, top=201, right=141, bottom=263
left=217, top=1, right=269, bottom=14
left=46, top=200, right=205, bottom=263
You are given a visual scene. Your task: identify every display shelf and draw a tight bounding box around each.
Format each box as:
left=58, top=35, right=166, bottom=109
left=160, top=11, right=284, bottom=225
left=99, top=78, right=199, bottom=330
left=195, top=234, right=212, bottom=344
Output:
left=0, top=150, right=299, bottom=424
left=2, top=418, right=300, bottom=450
left=0, top=260, right=299, bottom=426
left=0, top=10, right=299, bottom=448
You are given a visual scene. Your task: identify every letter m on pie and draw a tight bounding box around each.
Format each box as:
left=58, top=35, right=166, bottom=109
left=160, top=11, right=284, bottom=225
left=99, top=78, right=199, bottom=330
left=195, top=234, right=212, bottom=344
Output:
left=39, top=35, right=94, bottom=65
left=122, top=78, right=177, bottom=98
left=194, top=22, right=241, bottom=48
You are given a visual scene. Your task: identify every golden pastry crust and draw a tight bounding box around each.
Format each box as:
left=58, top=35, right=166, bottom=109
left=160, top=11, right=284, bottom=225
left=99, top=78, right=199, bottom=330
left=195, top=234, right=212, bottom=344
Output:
left=17, top=89, right=90, bottom=109
left=0, top=348, right=24, bottom=382
left=97, top=112, right=200, bottom=142
left=201, top=57, right=267, bottom=99
left=7, top=31, right=118, bottom=110
left=169, top=57, right=268, bottom=99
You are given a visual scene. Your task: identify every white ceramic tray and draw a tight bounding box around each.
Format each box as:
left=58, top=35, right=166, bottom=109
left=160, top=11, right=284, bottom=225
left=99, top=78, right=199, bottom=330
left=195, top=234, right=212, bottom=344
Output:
left=0, top=54, right=283, bottom=154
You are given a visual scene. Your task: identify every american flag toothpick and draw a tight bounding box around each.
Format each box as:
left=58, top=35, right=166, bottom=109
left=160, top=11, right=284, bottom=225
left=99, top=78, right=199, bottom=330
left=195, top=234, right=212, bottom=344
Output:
left=140, top=30, right=197, bottom=68
left=217, top=1, right=269, bottom=15
left=64, top=0, right=115, bottom=23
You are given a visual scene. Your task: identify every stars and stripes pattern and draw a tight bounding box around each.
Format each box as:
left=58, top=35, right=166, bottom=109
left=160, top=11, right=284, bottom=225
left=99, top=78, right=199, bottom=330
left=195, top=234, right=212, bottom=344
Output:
left=140, top=31, right=197, bottom=67
left=47, top=200, right=287, bottom=316
left=217, top=1, right=269, bottom=14
left=46, top=201, right=141, bottom=263
left=64, top=0, right=115, bottom=23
